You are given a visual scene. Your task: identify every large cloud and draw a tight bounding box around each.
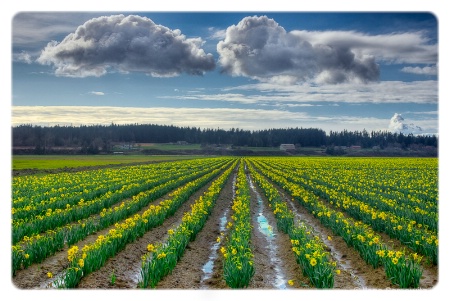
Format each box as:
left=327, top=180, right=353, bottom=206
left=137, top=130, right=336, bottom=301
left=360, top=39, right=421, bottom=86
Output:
left=36, top=14, right=215, bottom=77
left=217, top=15, right=436, bottom=85
left=291, top=30, right=437, bottom=65
left=217, top=16, right=379, bottom=84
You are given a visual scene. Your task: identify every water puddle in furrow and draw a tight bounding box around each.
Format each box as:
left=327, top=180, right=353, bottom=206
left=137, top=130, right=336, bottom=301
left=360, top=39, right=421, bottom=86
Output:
left=130, top=172, right=240, bottom=288
left=284, top=194, right=369, bottom=289
left=199, top=172, right=237, bottom=288
left=247, top=175, right=288, bottom=289
left=40, top=266, right=77, bottom=289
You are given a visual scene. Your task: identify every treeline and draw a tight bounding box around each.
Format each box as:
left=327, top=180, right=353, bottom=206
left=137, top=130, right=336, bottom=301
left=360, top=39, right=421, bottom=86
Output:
left=12, top=123, right=438, bottom=154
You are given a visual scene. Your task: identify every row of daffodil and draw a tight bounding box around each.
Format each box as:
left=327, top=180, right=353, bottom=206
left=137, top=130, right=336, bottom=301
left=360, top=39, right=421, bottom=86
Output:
left=251, top=159, right=423, bottom=288
left=261, top=157, right=437, bottom=214
left=219, top=161, right=255, bottom=288
left=12, top=168, right=139, bottom=220
left=12, top=161, right=177, bottom=211
left=52, top=159, right=237, bottom=288
left=12, top=158, right=231, bottom=276
left=260, top=159, right=438, bottom=265
left=293, top=157, right=436, bottom=216
left=246, top=160, right=336, bottom=288
left=12, top=159, right=222, bottom=244
left=268, top=158, right=437, bottom=231
left=13, top=168, right=107, bottom=204
left=138, top=160, right=238, bottom=288
left=12, top=159, right=216, bottom=222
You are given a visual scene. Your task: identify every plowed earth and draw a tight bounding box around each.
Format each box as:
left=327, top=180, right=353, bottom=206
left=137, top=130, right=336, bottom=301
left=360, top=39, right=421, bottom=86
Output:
left=12, top=165, right=438, bottom=291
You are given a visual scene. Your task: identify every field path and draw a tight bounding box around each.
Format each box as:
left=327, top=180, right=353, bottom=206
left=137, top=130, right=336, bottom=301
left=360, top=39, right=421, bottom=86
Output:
left=246, top=172, right=309, bottom=289
left=155, top=167, right=236, bottom=289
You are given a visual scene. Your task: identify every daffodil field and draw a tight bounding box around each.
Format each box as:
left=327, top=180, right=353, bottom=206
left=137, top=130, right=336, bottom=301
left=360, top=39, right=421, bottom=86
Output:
left=248, top=157, right=437, bottom=288
left=12, top=156, right=438, bottom=289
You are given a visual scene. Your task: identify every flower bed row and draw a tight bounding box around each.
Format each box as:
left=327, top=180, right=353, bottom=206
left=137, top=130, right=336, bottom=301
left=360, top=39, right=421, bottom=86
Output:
left=12, top=159, right=225, bottom=244
left=221, top=161, right=255, bottom=288
left=251, top=159, right=423, bottom=288
left=52, top=159, right=236, bottom=288
left=12, top=158, right=231, bottom=276
left=138, top=160, right=237, bottom=288
left=247, top=160, right=336, bottom=288
left=261, top=160, right=437, bottom=264
left=270, top=159, right=437, bottom=231
left=13, top=159, right=211, bottom=215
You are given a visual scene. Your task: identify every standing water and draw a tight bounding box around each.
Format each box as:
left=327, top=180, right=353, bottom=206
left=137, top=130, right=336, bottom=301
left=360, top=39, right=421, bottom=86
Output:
left=199, top=173, right=236, bottom=288
left=247, top=174, right=288, bottom=289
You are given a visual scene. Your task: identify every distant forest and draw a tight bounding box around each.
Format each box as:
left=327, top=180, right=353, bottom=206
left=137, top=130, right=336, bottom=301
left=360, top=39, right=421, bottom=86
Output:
left=11, top=123, right=438, bottom=155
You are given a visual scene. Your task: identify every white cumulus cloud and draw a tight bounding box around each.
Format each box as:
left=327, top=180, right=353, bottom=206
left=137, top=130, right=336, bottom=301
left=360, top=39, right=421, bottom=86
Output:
left=401, top=66, right=437, bottom=75
left=217, top=15, right=437, bottom=85
left=389, top=113, right=423, bottom=134
left=217, top=15, right=379, bottom=85
left=36, top=14, right=215, bottom=78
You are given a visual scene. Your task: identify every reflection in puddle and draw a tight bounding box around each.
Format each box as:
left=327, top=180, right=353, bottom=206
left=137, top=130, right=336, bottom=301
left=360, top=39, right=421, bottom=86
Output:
left=40, top=275, right=59, bottom=288
left=199, top=172, right=236, bottom=288
left=200, top=209, right=229, bottom=284
left=248, top=175, right=288, bottom=289
left=257, top=214, right=274, bottom=237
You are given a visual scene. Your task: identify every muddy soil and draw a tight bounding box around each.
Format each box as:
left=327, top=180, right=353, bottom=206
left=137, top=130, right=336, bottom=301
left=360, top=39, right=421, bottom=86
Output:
left=11, top=164, right=438, bottom=290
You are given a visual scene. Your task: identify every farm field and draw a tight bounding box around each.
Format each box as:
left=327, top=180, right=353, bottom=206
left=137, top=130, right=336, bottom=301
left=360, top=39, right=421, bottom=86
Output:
left=12, top=154, right=203, bottom=174
left=11, top=156, right=438, bottom=289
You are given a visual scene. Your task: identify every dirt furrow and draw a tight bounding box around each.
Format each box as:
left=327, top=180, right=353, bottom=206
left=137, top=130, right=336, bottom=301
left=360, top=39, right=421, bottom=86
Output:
left=13, top=215, right=123, bottom=289
left=269, top=176, right=438, bottom=289
left=253, top=170, right=390, bottom=289
left=246, top=173, right=310, bottom=289
left=156, top=168, right=237, bottom=289
left=12, top=171, right=218, bottom=289
left=77, top=171, right=228, bottom=289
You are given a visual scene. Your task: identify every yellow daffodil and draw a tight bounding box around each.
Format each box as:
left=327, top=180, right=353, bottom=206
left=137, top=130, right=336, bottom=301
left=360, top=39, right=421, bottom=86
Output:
left=147, top=244, right=155, bottom=252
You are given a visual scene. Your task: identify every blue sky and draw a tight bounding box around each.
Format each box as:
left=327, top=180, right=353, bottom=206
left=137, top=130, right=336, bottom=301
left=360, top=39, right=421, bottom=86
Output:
left=10, top=7, right=440, bottom=135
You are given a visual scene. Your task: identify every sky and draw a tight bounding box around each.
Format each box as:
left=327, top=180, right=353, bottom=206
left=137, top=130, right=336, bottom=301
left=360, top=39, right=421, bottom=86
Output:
left=9, top=7, right=441, bottom=136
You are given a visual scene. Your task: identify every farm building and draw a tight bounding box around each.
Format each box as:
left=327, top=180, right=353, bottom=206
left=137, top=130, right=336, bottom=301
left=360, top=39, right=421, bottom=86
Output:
left=280, top=144, right=295, bottom=151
